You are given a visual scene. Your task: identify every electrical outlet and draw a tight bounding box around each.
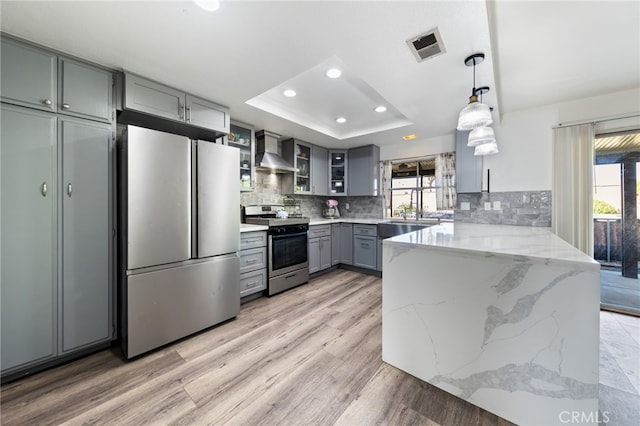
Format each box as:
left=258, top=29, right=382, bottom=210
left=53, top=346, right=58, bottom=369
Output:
left=493, top=201, right=501, bottom=210
left=345, top=203, right=350, bottom=210
left=484, top=202, right=491, bottom=211
left=460, top=202, right=470, bottom=211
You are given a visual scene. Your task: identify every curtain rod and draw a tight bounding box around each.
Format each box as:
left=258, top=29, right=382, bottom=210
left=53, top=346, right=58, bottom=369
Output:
left=553, top=112, right=640, bottom=129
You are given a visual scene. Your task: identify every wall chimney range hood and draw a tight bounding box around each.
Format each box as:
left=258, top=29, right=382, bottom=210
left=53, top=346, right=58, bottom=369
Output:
left=255, top=130, right=297, bottom=173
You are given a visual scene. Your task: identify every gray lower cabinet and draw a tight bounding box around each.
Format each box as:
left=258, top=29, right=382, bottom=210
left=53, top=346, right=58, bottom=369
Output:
left=1, top=105, right=57, bottom=372
left=354, top=236, right=377, bottom=269
left=353, top=224, right=377, bottom=270
left=340, top=223, right=353, bottom=265
left=1, top=104, right=113, bottom=375
left=239, top=231, right=267, bottom=297
left=60, top=117, right=112, bottom=352
left=331, top=223, right=341, bottom=266
left=309, top=225, right=331, bottom=274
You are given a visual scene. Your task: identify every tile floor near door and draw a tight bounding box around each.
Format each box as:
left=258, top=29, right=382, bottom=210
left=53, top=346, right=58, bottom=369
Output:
left=599, top=310, right=640, bottom=425
left=600, top=268, right=640, bottom=314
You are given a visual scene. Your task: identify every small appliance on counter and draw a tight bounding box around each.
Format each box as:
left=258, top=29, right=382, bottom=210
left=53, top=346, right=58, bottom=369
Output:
left=323, top=199, right=340, bottom=219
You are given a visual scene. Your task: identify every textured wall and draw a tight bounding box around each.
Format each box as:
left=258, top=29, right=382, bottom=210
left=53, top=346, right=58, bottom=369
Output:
left=454, top=191, right=551, bottom=227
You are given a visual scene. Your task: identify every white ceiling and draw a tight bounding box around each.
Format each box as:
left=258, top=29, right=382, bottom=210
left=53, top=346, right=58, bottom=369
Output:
left=1, top=1, right=638, bottom=149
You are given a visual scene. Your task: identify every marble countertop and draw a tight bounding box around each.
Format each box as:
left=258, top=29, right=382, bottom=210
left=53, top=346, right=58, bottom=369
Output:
left=386, top=222, right=599, bottom=269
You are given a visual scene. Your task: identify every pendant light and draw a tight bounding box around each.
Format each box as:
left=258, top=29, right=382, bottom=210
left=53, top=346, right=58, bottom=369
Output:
left=457, top=53, right=493, bottom=131
left=466, top=86, right=496, bottom=146
left=474, top=141, right=499, bottom=156
left=467, top=126, right=496, bottom=146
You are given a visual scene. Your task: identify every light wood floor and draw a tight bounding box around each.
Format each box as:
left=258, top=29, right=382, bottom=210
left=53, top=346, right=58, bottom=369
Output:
left=1, top=269, right=513, bottom=425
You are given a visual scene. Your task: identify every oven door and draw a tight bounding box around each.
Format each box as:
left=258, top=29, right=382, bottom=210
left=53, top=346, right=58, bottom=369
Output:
left=268, top=231, right=308, bottom=277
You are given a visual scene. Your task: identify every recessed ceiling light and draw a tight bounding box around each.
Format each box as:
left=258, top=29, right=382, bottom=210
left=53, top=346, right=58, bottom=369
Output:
left=283, top=89, right=296, bottom=97
left=336, top=117, right=347, bottom=124
left=326, top=68, right=342, bottom=79
left=193, top=0, right=220, bottom=12
left=374, top=106, right=387, bottom=113
left=402, top=134, right=417, bottom=140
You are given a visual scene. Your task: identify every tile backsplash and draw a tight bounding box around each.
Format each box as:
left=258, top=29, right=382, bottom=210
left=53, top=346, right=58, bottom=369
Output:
left=454, top=191, right=551, bottom=227
left=240, top=171, right=383, bottom=219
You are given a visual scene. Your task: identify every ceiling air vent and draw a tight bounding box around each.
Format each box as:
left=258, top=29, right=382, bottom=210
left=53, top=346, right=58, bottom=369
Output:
left=407, top=28, right=445, bottom=63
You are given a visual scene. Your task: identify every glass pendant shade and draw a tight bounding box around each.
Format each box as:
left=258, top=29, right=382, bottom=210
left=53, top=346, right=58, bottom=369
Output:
left=474, top=141, right=499, bottom=156
left=457, top=100, right=493, bottom=131
left=467, top=126, right=496, bottom=147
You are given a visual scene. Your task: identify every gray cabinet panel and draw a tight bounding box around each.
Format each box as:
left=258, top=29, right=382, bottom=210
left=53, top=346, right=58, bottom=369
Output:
left=1, top=38, right=57, bottom=112
left=124, top=74, right=185, bottom=122
left=125, top=126, right=191, bottom=269
left=186, top=94, right=229, bottom=133
left=340, top=223, right=353, bottom=265
left=309, top=237, right=321, bottom=274
left=320, top=236, right=331, bottom=270
left=1, top=105, right=57, bottom=371
left=125, top=255, right=240, bottom=358
left=60, top=59, right=113, bottom=122
left=353, top=235, right=377, bottom=270
left=348, top=145, right=380, bottom=196
left=195, top=141, right=239, bottom=258
left=455, top=130, right=483, bottom=193
left=60, top=117, right=111, bottom=352
left=331, top=223, right=341, bottom=266
left=311, top=145, right=328, bottom=196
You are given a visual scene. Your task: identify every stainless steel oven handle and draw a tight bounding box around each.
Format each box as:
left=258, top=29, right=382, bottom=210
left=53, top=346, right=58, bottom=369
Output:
left=270, top=231, right=308, bottom=239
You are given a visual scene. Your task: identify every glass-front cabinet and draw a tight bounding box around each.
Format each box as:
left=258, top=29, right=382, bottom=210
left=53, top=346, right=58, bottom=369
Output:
left=227, top=121, right=254, bottom=191
left=329, top=150, right=347, bottom=195
left=283, top=139, right=311, bottom=194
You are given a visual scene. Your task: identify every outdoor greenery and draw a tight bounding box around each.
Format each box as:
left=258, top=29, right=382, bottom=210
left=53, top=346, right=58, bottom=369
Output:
left=593, top=199, right=620, bottom=214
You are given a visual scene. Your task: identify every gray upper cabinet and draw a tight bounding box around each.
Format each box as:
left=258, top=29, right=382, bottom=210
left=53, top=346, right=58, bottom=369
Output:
left=124, top=73, right=185, bottom=122
left=60, top=58, right=113, bottom=123
left=1, top=104, right=57, bottom=372
left=186, top=94, right=230, bottom=133
left=1, top=38, right=57, bottom=112
left=0, top=37, right=114, bottom=123
left=329, top=150, right=348, bottom=195
left=311, top=145, right=329, bottom=196
left=455, top=130, right=483, bottom=193
left=348, top=145, right=380, bottom=196
left=60, top=117, right=112, bottom=352
left=123, top=73, right=229, bottom=134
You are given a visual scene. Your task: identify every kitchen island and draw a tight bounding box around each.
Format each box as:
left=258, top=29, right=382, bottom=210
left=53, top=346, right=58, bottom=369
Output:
left=382, top=223, right=600, bottom=426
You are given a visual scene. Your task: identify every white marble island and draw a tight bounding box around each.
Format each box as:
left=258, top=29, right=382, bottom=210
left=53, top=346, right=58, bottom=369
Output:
left=382, top=223, right=601, bottom=426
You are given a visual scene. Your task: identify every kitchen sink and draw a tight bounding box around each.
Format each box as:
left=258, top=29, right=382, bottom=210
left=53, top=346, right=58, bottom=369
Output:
left=377, top=221, right=434, bottom=239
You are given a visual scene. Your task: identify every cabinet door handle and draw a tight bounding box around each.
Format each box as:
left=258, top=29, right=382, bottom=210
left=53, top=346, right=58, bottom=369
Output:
left=41, top=182, right=48, bottom=197
left=43, top=99, right=52, bottom=106
left=245, top=258, right=258, bottom=264
left=186, top=106, right=191, bottom=122
left=361, top=243, right=370, bottom=248
left=179, top=104, right=185, bottom=119
left=246, top=280, right=259, bottom=288
left=62, top=103, right=71, bottom=110
left=67, top=183, right=73, bottom=197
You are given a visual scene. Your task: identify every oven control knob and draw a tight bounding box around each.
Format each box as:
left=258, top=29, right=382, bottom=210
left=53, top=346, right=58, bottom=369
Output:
left=298, top=225, right=306, bottom=232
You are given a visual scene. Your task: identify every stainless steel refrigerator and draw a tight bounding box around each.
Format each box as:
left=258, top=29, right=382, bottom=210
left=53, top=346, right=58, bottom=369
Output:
left=119, top=125, right=239, bottom=359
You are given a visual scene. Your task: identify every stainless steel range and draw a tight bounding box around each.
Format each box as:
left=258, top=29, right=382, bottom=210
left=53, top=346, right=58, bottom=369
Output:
left=244, top=205, right=309, bottom=296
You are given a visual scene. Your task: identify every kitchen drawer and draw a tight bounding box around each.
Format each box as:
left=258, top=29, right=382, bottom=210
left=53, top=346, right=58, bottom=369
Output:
left=353, top=224, right=377, bottom=237
left=239, top=246, right=267, bottom=274
left=308, top=225, right=331, bottom=239
left=240, top=268, right=267, bottom=297
left=240, top=231, right=267, bottom=250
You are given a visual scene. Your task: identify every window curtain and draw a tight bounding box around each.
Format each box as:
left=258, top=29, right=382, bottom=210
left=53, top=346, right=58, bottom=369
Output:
left=381, top=160, right=392, bottom=217
left=435, top=152, right=456, bottom=210
left=552, top=123, right=595, bottom=256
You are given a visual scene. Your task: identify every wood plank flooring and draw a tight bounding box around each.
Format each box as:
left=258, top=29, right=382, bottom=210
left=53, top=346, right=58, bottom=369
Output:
left=1, top=269, right=513, bottom=425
